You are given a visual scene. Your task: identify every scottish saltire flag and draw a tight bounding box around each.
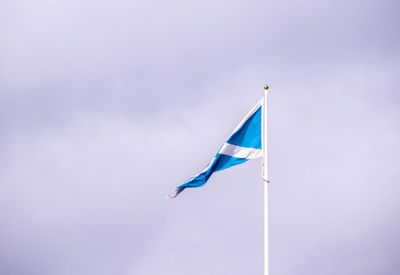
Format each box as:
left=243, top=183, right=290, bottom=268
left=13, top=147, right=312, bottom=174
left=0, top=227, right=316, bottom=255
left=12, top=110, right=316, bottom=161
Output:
left=169, top=99, right=262, bottom=198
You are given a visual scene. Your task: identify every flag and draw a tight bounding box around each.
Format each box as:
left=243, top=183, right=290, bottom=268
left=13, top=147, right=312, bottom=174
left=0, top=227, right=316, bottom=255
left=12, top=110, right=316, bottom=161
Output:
left=169, top=99, right=262, bottom=198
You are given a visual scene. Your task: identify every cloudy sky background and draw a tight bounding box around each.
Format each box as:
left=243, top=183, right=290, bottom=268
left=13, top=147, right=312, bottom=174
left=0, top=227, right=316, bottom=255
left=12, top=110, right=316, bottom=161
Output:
left=1, top=0, right=399, bottom=274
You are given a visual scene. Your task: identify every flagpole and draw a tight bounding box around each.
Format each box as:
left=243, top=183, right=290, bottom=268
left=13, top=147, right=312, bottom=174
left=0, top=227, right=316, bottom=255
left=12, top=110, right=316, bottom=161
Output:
left=262, top=84, right=269, bottom=275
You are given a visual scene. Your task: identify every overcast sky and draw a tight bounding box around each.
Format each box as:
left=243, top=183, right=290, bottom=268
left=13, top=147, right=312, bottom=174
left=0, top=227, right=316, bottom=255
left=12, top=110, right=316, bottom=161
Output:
left=0, top=0, right=399, bottom=274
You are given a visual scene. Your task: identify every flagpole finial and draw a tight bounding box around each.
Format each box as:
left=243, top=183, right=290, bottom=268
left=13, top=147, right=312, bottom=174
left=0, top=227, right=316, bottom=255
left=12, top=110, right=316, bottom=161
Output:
left=264, top=84, right=269, bottom=90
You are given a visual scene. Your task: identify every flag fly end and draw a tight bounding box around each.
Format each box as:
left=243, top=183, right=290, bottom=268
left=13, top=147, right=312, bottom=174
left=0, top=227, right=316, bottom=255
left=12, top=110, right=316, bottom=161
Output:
left=168, top=187, right=185, bottom=199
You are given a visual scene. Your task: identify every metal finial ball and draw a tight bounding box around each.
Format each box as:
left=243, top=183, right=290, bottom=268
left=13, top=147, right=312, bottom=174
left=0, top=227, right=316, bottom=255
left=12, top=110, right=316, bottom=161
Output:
left=264, top=84, right=269, bottom=90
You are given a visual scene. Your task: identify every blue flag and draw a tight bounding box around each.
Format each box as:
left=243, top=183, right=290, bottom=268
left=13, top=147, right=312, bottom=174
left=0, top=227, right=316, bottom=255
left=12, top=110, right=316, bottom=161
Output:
left=169, top=99, right=262, bottom=198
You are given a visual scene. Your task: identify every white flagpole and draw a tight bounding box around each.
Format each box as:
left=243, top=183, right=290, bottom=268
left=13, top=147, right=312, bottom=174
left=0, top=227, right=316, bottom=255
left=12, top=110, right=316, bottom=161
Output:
left=262, top=84, right=269, bottom=275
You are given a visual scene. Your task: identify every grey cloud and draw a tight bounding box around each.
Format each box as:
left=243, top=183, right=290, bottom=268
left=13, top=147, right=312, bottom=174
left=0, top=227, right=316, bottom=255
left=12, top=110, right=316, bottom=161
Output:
left=0, top=0, right=399, bottom=274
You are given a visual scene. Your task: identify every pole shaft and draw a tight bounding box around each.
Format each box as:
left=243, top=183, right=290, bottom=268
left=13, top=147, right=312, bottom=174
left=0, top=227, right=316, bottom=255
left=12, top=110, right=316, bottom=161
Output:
left=262, top=86, right=269, bottom=275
